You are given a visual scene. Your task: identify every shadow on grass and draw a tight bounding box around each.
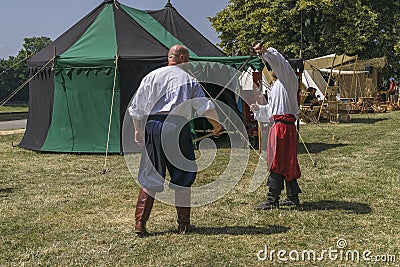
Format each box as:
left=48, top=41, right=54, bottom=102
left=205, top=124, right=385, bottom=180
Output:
left=148, top=225, right=290, bottom=236
left=194, top=225, right=290, bottom=235
left=298, top=142, right=347, bottom=154
left=195, top=134, right=248, bottom=149
left=348, top=117, right=388, bottom=124
left=300, top=200, right=372, bottom=214
left=0, top=187, right=18, bottom=196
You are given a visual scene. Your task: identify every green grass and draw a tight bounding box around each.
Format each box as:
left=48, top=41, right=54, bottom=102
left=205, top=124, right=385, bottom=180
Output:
left=0, top=105, right=28, bottom=113
left=1, top=112, right=400, bottom=266
left=0, top=105, right=28, bottom=121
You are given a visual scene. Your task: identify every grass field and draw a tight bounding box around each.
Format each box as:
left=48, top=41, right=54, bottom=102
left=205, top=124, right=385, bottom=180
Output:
left=0, top=105, right=29, bottom=121
left=1, top=112, right=400, bottom=266
left=0, top=105, right=29, bottom=113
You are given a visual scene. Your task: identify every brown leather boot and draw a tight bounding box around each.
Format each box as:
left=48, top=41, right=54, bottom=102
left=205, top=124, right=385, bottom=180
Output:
left=135, top=188, right=154, bottom=235
left=176, top=207, right=195, bottom=234
left=175, top=188, right=195, bottom=234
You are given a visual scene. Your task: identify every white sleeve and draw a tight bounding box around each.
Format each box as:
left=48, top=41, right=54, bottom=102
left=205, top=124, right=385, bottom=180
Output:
left=252, top=104, right=271, bottom=122
left=194, top=98, right=215, bottom=116
left=191, top=83, right=215, bottom=115
left=260, top=47, right=297, bottom=90
left=128, top=77, right=150, bottom=120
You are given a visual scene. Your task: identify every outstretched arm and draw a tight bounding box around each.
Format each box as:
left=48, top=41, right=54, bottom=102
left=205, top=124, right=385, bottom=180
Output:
left=203, top=109, right=224, bottom=135
left=250, top=103, right=270, bottom=122
left=253, top=44, right=297, bottom=90
left=133, top=118, right=144, bottom=147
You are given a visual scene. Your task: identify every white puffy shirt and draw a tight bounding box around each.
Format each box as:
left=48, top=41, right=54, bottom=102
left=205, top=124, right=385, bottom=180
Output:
left=253, top=47, right=300, bottom=122
left=128, top=65, right=215, bottom=120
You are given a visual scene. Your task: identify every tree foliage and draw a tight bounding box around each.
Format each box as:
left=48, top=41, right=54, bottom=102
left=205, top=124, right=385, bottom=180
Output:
left=210, top=0, right=400, bottom=76
left=0, top=36, right=51, bottom=102
left=361, top=0, right=400, bottom=75
left=20, top=36, right=52, bottom=58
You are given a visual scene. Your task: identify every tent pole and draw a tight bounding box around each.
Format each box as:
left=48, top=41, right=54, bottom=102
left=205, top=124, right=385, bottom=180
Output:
left=350, top=55, right=358, bottom=100
left=335, top=55, right=346, bottom=98
left=317, top=54, right=337, bottom=121
left=1, top=50, right=30, bottom=77
left=103, top=48, right=119, bottom=174
left=51, top=46, right=57, bottom=70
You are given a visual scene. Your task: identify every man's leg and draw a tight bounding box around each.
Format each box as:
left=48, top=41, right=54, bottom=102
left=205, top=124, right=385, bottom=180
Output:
left=254, top=172, right=284, bottom=210
left=167, top=121, right=196, bottom=233
left=174, top=187, right=195, bottom=234
left=134, top=118, right=166, bottom=235
left=134, top=187, right=155, bottom=235
left=280, top=179, right=302, bottom=207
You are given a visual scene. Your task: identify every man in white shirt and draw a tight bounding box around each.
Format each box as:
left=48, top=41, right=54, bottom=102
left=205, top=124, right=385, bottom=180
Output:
left=250, top=44, right=302, bottom=210
left=129, top=45, right=223, bottom=235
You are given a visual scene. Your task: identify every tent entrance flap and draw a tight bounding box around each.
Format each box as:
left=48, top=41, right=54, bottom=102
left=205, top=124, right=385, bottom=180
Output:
left=41, top=64, right=120, bottom=153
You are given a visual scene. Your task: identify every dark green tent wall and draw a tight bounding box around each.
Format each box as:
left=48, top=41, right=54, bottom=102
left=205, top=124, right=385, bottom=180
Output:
left=19, top=0, right=236, bottom=153
left=41, top=3, right=120, bottom=153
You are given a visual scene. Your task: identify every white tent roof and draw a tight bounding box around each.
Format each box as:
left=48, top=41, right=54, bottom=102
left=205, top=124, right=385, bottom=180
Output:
left=318, top=68, right=369, bottom=75
left=305, top=53, right=357, bottom=70
left=301, top=53, right=365, bottom=98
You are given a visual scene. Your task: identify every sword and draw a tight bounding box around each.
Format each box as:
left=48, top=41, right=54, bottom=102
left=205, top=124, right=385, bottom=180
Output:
left=192, top=124, right=227, bottom=143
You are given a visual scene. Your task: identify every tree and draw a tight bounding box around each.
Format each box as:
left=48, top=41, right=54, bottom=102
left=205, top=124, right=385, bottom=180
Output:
left=210, top=0, right=377, bottom=59
left=0, top=36, right=52, bottom=102
left=361, top=0, right=400, bottom=78
left=20, top=36, right=52, bottom=58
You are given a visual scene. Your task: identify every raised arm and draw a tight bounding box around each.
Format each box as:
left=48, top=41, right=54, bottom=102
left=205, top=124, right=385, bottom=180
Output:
left=253, top=45, right=297, bottom=91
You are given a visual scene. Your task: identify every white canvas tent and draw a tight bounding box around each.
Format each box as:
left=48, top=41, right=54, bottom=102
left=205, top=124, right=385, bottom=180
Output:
left=302, top=70, right=325, bottom=99
left=302, top=53, right=369, bottom=100
left=306, top=53, right=356, bottom=70
left=318, top=69, right=369, bottom=75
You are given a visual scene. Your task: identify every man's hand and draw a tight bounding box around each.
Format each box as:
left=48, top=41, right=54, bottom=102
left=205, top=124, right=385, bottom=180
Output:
left=135, top=129, right=144, bottom=147
left=203, top=109, right=225, bottom=137
left=253, top=42, right=266, bottom=54
left=250, top=103, right=260, bottom=112
left=212, top=123, right=225, bottom=136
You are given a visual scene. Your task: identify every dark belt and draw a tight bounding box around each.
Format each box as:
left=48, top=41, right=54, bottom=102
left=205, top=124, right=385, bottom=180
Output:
left=274, top=120, right=295, bottom=125
left=148, top=114, right=168, bottom=120
left=148, top=114, right=185, bottom=122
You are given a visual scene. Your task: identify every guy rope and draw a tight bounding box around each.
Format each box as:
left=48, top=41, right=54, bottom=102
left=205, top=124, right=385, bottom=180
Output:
left=0, top=50, right=30, bottom=77
left=0, top=56, right=54, bottom=107
left=102, top=48, right=119, bottom=174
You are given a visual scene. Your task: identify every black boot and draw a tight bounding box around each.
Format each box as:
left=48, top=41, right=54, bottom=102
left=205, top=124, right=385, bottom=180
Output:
left=254, top=172, right=284, bottom=210
left=280, top=179, right=302, bottom=207
left=280, top=195, right=300, bottom=207
left=254, top=190, right=280, bottom=210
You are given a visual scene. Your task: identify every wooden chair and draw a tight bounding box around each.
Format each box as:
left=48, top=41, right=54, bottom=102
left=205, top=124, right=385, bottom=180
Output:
left=299, top=92, right=322, bottom=123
